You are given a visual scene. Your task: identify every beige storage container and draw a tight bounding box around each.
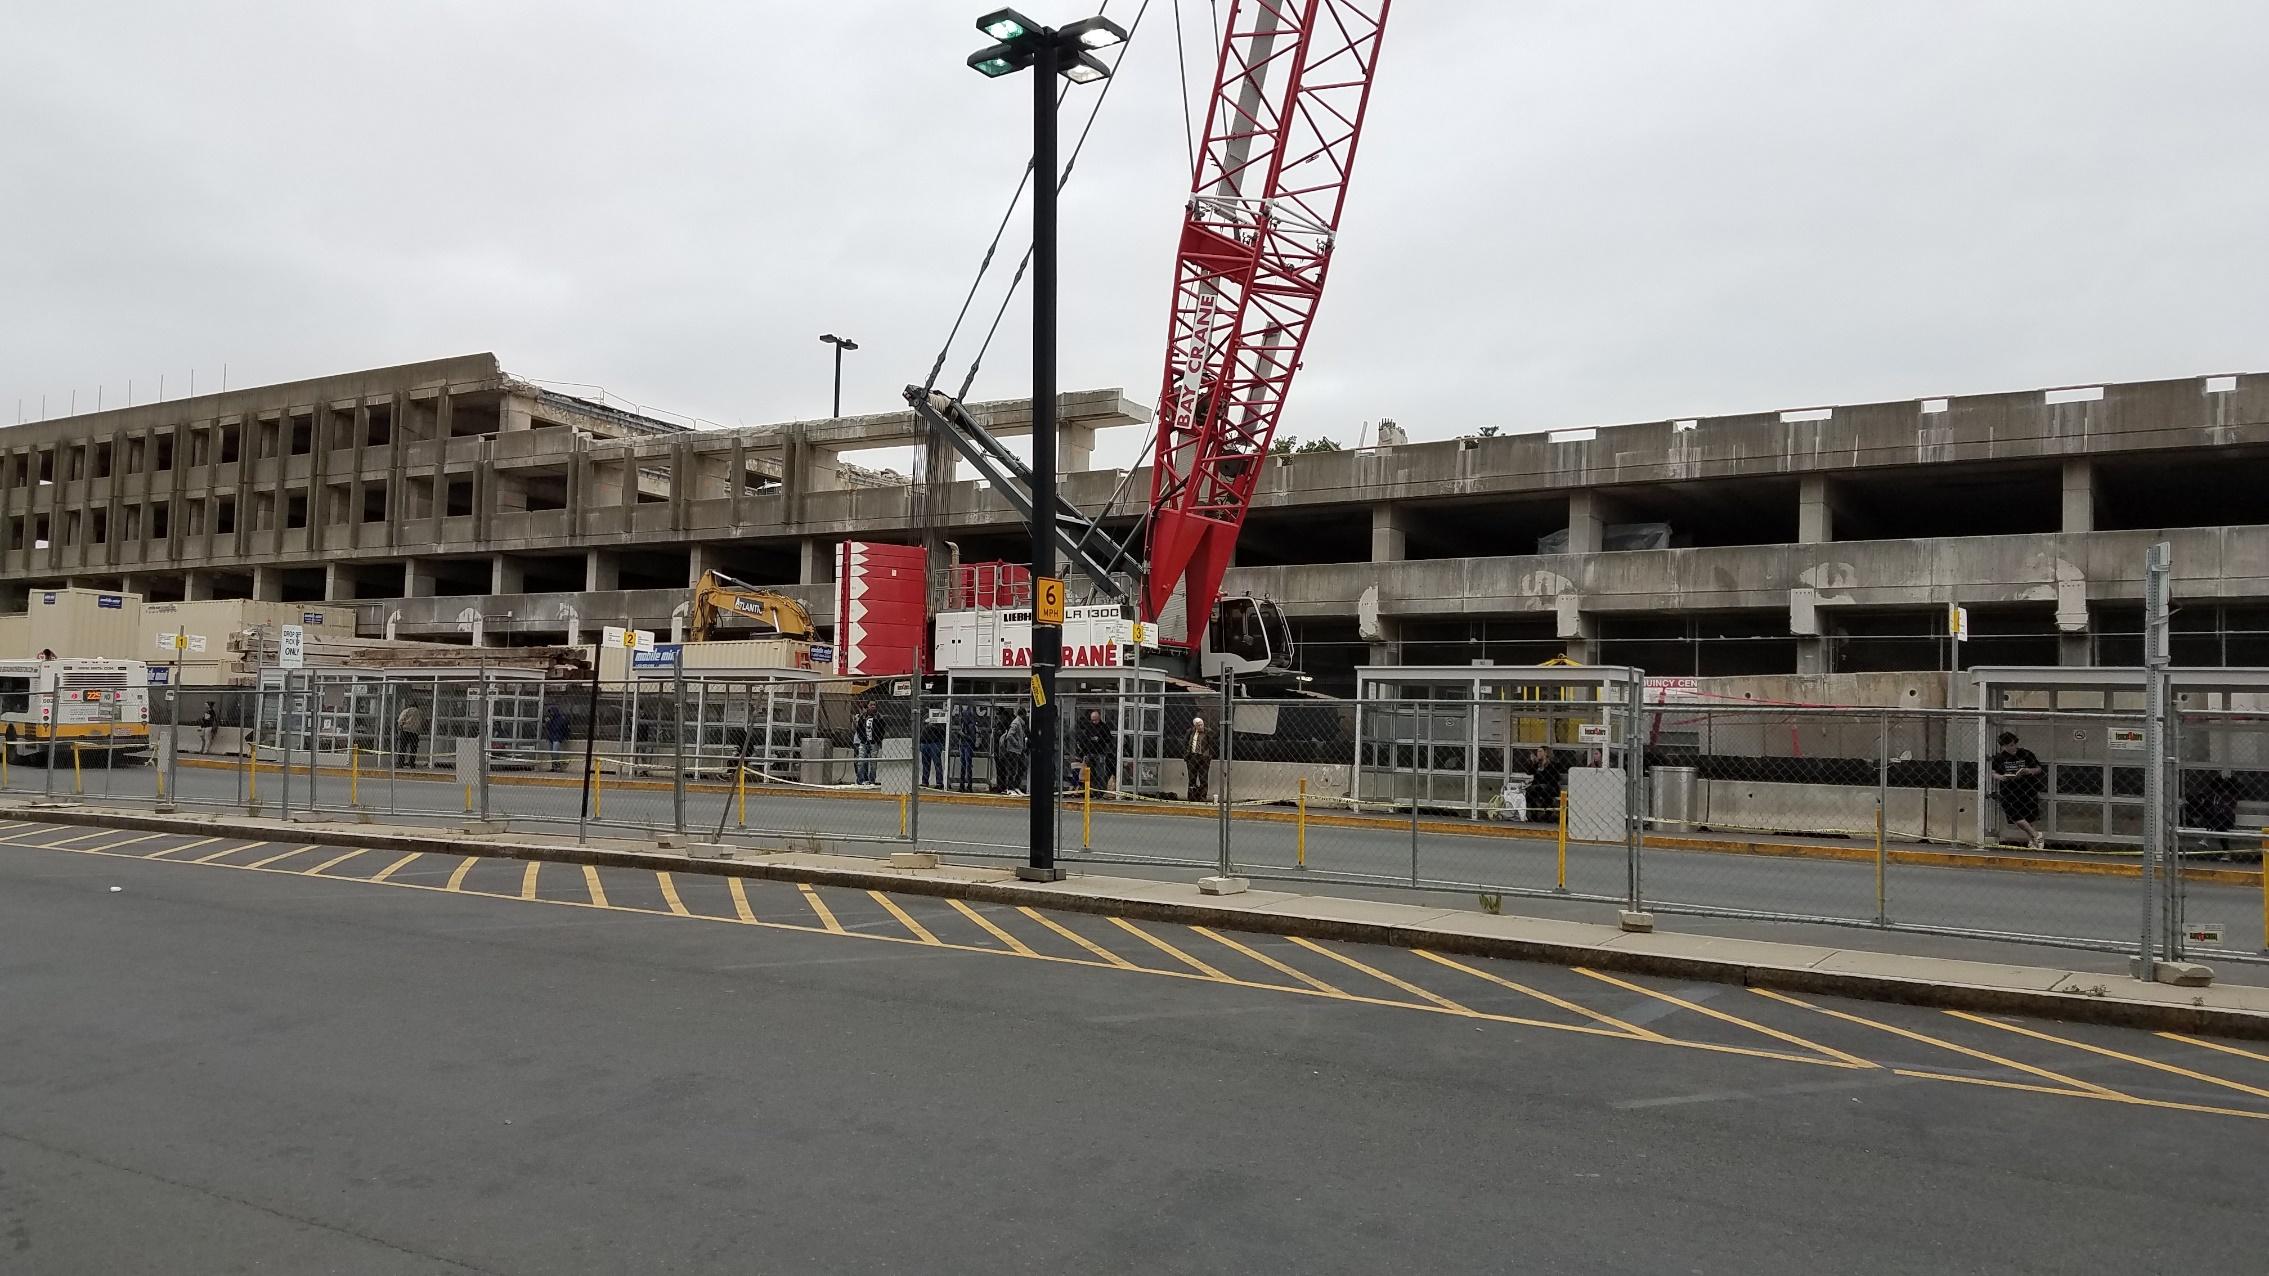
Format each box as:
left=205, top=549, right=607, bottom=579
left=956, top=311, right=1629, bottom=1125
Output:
left=141, top=599, right=359, bottom=658
left=23, top=586, right=145, bottom=659
left=598, top=638, right=816, bottom=682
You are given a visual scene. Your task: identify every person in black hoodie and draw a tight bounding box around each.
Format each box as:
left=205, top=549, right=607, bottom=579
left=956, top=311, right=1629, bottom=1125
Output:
left=1076, top=707, right=1114, bottom=792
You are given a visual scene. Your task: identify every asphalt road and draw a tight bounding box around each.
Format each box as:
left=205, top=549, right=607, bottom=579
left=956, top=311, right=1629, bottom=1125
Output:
left=37, top=756, right=2268, bottom=963
left=3, top=825, right=2266, bottom=1274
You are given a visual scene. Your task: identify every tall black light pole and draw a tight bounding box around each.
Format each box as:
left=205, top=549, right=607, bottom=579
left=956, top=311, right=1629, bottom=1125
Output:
left=819, top=333, right=858, bottom=418
left=966, top=8, right=1124, bottom=882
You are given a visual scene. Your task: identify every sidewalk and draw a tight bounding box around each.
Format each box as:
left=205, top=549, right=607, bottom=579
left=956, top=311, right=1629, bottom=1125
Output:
left=8, top=795, right=2266, bottom=1040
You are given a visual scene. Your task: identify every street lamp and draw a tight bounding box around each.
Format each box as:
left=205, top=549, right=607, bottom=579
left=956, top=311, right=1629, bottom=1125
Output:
left=819, top=333, right=859, bottom=419
left=963, top=6, right=1125, bottom=883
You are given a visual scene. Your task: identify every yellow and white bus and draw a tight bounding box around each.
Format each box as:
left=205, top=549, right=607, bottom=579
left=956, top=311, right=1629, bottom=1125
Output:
left=0, top=658, right=152, bottom=764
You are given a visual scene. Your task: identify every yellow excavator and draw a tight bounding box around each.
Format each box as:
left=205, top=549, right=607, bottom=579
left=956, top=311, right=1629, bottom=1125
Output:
left=689, top=571, right=814, bottom=642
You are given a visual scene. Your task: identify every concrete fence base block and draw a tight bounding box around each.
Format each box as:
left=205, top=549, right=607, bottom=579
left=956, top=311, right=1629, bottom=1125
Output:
left=244, top=802, right=262, bottom=817
left=1618, top=910, right=1657, bottom=933
left=1198, top=875, right=1250, bottom=896
left=1015, top=865, right=1068, bottom=883
left=889, top=851, right=940, bottom=870
left=461, top=820, right=508, bottom=835
left=153, top=802, right=178, bottom=815
left=675, top=843, right=731, bottom=859
left=2154, top=961, right=2215, bottom=988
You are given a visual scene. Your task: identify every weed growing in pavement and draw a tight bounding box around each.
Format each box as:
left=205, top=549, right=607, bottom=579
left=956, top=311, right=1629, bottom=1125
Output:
left=1478, top=893, right=1502, bottom=915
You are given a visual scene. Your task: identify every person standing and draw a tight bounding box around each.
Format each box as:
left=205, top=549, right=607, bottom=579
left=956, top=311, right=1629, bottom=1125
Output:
left=1184, top=714, right=1217, bottom=803
left=919, top=705, right=946, bottom=789
left=852, top=703, right=883, bottom=786
left=197, top=701, right=217, bottom=753
left=1989, top=731, right=2046, bottom=849
left=396, top=701, right=425, bottom=768
left=542, top=704, right=571, bottom=771
left=997, top=709, right=1028, bottom=795
left=1077, top=707, right=1115, bottom=793
left=952, top=700, right=978, bottom=793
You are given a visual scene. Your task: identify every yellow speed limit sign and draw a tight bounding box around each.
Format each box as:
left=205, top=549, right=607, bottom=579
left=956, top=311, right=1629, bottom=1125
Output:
left=1035, top=577, right=1066, bottom=626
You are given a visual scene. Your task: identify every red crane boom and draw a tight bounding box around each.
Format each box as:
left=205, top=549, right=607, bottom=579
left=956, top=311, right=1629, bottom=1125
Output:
left=1142, top=0, right=1391, bottom=646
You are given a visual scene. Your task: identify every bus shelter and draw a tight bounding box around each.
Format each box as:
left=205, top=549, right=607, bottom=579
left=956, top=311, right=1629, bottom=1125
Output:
left=1353, top=664, right=1644, bottom=830
left=1969, top=666, right=2269, bottom=849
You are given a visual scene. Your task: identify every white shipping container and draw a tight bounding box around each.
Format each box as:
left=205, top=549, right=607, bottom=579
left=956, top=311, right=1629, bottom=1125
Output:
left=140, top=599, right=357, bottom=656
left=599, top=638, right=817, bottom=682
left=23, top=587, right=145, bottom=659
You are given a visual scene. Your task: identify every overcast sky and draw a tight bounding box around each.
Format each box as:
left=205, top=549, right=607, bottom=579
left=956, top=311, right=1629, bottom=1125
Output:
left=4, top=1, right=2264, bottom=471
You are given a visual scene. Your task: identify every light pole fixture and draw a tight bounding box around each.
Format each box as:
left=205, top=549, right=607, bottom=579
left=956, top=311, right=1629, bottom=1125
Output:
left=819, top=333, right=859, bottom=419
left=962, top=6, right=1124, bottom=882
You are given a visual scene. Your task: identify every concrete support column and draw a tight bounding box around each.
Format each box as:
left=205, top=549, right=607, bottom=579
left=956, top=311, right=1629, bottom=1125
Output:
left=2061, top=458, right=2096, bottom=534
left=1798, top=475, right=1839, bottom=544
left=183, top=570, right=217, bottom=601
left=1366, top=615, right=1402, bottom=666
left=798, top=538, right=829, bottom=586
left=404, top=559, right=437, bottom=598
left=1555, top=594, right=1591, bottom=664
left=492, top=554, right=524, bottom=596
left=585, top=549, right=618, bottom=593
left=1370, top=504, right=1406, bottom=563
left=2059, top=632, right=2092, bottom=666
left=1058, top=424, right=1095, bottom=475
left=687, top=542, right=720, bottom=586
left=250, top=565, right=284, bottom=602
left=323, top=561, right=354, bottom=602
left=1565, top=490, right=1622, bottom=556
left=1795, top=636, right=1829, bottom=675
left=500, top=394, right=535, bottom=432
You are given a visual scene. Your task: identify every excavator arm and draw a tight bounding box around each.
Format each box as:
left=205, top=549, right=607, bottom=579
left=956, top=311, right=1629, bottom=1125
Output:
left=689, top=571, right=814, bottom=642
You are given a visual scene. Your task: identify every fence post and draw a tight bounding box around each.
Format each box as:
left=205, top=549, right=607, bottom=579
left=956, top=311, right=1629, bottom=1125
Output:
left=279, top=673, right=294, bottom=822
left=161, top=684, right=180, bottom=811
left=2136, top=541, right=2170, bottom=980
left=908, top=673, right=923, bottom=848
left=1218, top=671, right=1235, bottom=881
left=1556, top=791, right=1568, bottom=894
left=478, top=669, right=494, bottom=823
left=1409, top=698, right=1423, bottom=887
left=1624, top=678, right=1645, bottom=920
left=670, top=651, right=687, bottom=836
left=1876, top=711, right=1891, bottom=926
left=42, top=685, right=57, bottom=798
left=1296, top=777, right=1307, bottom=869
left=577, top=667, right=600, bottom=842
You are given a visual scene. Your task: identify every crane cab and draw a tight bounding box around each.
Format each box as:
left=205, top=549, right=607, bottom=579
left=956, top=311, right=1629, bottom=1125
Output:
left=1199, top=594, right=1295, bottom=681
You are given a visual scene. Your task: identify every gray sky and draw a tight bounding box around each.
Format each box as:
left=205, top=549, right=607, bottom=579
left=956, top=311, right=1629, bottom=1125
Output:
left=4, top=1, right=2264, bottom=471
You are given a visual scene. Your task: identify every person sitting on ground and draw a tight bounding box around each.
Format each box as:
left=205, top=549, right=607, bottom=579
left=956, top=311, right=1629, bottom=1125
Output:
left=1989, top=731, right=2046, bottom=849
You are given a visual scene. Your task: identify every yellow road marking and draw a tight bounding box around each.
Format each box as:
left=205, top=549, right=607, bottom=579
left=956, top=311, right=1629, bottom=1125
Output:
left=657, top=872, right=691, bottom=916
left=947, top=899, right=1037, bottom=956
left=582, top=864, right=609, bottom=907
left=520, top=861, right=541, bottom=900
left=798, top=883, right=845, bottom=934
left=1288, top=936, right=1476, bottom=1014
left=1195, top=927, right=1349, bottom=996
left=1576, top=968, right=1876, bottom=1069
left=192, top=841, right=255, bottom=863
left=244, top=844, right=321, bottom=870
left=35, top=828, right=2269, bottom=1123
left=1110, top=917, right=1233, bottom=980
left=1949, top=1011, right=2269, bottom=1102
left=871, top=891, right=940, bottom=944
left=446, top=856, right=478, bottom=892
left=2159, top=1032, right=2269, bottom=1067
left=146, top=836, right=219, bottom=860
left=372, top=852, right=421, bottom=883
left=1418, top=950, right=1663, bottom=1038
left=84, top=831, right=166, bottom=854
left=1019, top=907, right=1136, bottom=968
left=1894, top=1069, right=2269, bottom=1123
left=728, top=877, right=756, bottom=923
left=1753, top=988, right=2121, bottom=1096
left=304, top=849, right=368, bottom=877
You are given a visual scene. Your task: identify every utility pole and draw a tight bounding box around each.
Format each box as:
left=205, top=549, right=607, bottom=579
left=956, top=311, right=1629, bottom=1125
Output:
left=1020, top=31, right=1065, bottom=882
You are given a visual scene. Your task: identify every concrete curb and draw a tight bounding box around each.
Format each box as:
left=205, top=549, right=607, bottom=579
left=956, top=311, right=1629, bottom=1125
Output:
left=10, top=800, right=2267, bottom=1041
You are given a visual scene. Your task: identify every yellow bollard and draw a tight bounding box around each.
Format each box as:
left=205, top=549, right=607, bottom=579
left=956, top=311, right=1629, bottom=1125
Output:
left=1297, top=777, right=1308, bottom=868
left=1555, top=791, right=1569, bottom=893
left=350, top=746, right=360, bottom=807
left=899, top=791, right=909, bottom=838
left=1082, top=765, right=1093, bottom=851
left=464, top=780, right=473, bottom=814
left=593, top=759, right=603, bottom=819
left=737, top=765, right=747, bottom=829
left=248, top=743, right=258, bottom=803
left=72, top=744, right=83, bottom=795
left=4, top=743, right=12, bottom=789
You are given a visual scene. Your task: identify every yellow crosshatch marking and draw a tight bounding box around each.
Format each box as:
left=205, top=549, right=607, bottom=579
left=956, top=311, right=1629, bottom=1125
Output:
left=10, top=826, right=2269, bottom=1126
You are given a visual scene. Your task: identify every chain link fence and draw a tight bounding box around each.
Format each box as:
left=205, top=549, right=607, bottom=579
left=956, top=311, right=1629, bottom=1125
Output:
left=9, top=668, right=2261, bottom=968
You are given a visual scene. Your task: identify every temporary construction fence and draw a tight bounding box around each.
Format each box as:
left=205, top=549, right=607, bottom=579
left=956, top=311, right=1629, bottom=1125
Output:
left=14, top=669, right=2266, bottom=973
